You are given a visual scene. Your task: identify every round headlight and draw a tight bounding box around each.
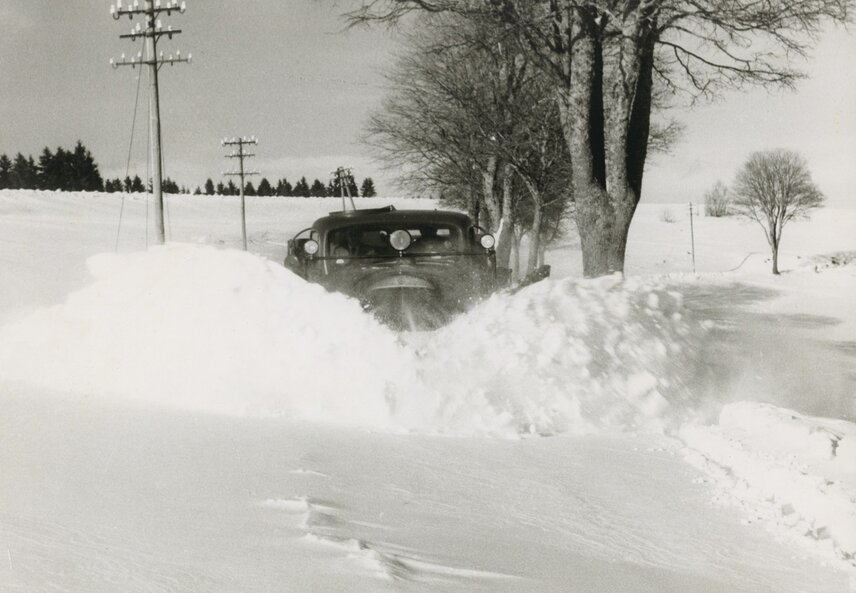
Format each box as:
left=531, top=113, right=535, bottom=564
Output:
left=303, top=239, right=319, bottom=255
left=480, top=234, right=496, bottom=249
left=389, top=229, right=412, bottom=251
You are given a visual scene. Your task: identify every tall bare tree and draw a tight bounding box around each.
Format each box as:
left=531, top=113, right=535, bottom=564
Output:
left=365, top=14, right=566, bottom=269
left=348, top=0, right=852, bottom=277
left=732, top=149, right=824, bottom=275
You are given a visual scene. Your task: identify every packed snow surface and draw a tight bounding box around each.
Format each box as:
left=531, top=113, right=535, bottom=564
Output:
left=1, top=191, right=855, bottom=592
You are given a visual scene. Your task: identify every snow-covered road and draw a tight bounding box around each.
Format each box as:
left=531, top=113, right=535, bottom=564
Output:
left=0, top=191, right=854, bottom=592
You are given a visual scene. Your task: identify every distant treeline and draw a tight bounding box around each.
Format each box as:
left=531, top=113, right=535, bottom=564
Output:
left=198, top=175, right=377, bottom=198
left=0, top=142, right=103, bottom=192
left=0, top=141, right=378, bottom=197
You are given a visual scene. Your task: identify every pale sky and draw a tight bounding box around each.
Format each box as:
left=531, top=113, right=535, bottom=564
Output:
left=1, top=2, right=854, bottom=204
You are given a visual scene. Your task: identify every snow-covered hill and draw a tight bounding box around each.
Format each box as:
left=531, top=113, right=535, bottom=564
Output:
left=0, top=189, right=854, bottom=592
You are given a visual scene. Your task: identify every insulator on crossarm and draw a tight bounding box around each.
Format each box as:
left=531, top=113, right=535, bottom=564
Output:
left=156, top=19, right=162, bottom=30
left=187, top=53, right=192, bottom=63
left=180, top=2, right=187, bottom=13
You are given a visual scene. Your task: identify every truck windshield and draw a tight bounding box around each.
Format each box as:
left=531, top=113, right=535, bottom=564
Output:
left=327, top=224, right=464, bottom=257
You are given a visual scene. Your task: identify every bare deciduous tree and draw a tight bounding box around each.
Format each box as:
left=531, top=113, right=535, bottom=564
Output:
left=704, top=180, right=730, bottom=217
left=347, top=0, right=852, bottom=277
left=365, top=14, right=570, bottom=270
left=732, top=149, right=824, bottom=275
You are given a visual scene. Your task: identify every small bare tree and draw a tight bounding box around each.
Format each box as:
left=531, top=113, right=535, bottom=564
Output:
left=704, top=180, right=731, bottom=217
left=732, top=149, right=824, bottom=275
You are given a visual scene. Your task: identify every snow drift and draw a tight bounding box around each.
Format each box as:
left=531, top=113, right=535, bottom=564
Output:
left=0, top=244, right=701, bottom=436
left=682, top=402, right=856, bottom=568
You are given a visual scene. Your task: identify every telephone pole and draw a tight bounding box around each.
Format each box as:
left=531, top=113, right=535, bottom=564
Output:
left=223, top=137, right=259, bottom=251
left=110, top=0, right=191, bottom=245
left=332, top=166, right=356, bottom=211
left=689, top=202, right=697, bottom=273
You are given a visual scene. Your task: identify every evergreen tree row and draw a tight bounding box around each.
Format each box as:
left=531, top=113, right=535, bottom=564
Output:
left=102, top=176, right=190, bottom=194
left=0, top=141, right=103, bottom=191
left=199, top=175, right=377, bottom=197
left=0, top=141, right=379, bottom=198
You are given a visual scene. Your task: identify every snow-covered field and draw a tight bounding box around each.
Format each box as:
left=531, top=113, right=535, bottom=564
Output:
left=0, top=189, right=854, bottom=592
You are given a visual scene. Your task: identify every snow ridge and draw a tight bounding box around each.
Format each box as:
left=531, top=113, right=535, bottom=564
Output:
left=258, top=495, right=515, bottom=584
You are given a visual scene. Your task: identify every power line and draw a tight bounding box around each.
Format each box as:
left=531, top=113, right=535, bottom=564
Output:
left=223, top=136, right=259, bottom=252
left=110, top=0, right=191, bottom=245
left=332, top=166, right=356, bottom=211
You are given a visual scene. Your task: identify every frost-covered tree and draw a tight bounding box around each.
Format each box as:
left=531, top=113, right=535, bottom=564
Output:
left=733, top=149, right=824, bottom=275
left=204, top=178, right=215, bottom=195
left=244, top=181, right=257, bottom=196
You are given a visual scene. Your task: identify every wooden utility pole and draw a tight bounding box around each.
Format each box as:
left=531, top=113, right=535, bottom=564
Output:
left=223, top=137, right=259, bottom=251
left=332, top=166, right=356, bottom=211
left=111, top=0, right=191, bottom=245
left=689, top=202, right=697, bottom=273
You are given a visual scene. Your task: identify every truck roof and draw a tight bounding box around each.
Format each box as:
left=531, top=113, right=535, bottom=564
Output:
left=311, top=206, right=474, bottom=233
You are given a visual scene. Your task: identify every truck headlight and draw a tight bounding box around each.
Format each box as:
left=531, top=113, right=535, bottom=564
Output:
left=303, top=239, right=319, bottom=255
left=389, top=229, right=412, bottom=251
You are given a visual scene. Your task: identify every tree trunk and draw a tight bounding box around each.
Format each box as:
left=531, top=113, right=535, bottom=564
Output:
left=560, top=12, right=612, bottom=277
left=494, top=164, right=515, bottom=268
left=769, top=231, right=781, bottom=275
left=510, top=226, right=521, bottom=280
left=558, top=8, right=657, bottom=278
left=480, top=156, right=515, bottom=270
left=480, top=155, right=500, bottom=231
left=526, top=199, right=543, bottom=276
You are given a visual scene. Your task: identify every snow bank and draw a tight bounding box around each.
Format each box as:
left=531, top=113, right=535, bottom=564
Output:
left=0, top=244, right=702, bottom=436
left=0, top=244, right=419, bottom=427
left=418, top=276, right=698, bottom=435
left=681, top=402, right=856, bottom=570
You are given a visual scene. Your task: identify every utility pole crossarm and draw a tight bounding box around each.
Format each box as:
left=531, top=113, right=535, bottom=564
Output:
left=111, top=0, right=187, bottom=19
